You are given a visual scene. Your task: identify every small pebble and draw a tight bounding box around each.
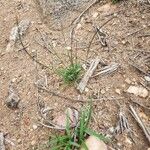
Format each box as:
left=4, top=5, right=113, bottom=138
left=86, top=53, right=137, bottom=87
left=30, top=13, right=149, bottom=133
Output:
left=117, top=143, right=122, bottom=147
left=132, top=78, right=136, bottom=82
left=125, top=78, right=131, bottom=84
left=11, top=78, right=17, bottom=83
left=92, top=12, right=99, bottom=18
left=31, top=140, right=36, bottom=146
left=144, top=76, right=150, bottom=82
left=76, top=23, right=82, bottom=30
left=66, top=46, right=71, bottom=50
left=121, top=40, right=126, bottom=45
left=32, top=124, right=38, bottom=130
left=121, top=84, right=126, bottom=88
left=101, top=89, right=105, bottom=94
left=85, top=87, right=89, bottom=92
left=17, top=139, right=22, bottom=144
left=54, top=102, right=58, bottom=107
left=115, top=89, right=121, bottom=95
left=1, top=67, right=4, bottom=71
left=109, top=127, right=115, bottom=133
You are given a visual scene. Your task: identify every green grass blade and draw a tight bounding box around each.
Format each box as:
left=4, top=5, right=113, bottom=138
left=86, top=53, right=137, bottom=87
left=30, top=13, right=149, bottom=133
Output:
left=65, top=112, right=71, bottom=137
left=80, top=140, right=88, bottom=150
left=69, top=141, right=80, bottom=148
left=79, top=109, right=86, bottom=142
left=85, top=128, right=109, bottom=142
left=51, top=143, right=66, bottom=150
left=49, top=135, right=69, bottom=145
left=84, top=102, right=92, bottom=129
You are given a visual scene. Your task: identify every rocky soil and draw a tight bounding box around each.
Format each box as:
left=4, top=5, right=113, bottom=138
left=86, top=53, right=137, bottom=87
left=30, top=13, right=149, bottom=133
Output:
left=0, top=0, right=150, bottom=150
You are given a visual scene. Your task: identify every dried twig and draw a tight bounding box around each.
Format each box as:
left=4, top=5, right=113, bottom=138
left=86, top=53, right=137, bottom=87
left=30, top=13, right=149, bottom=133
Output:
left=36, top=83, right=124, bottom=102
left=70, top=0, right=100, bottom=61
left=129, top=105, right=150, bottom=144
left=92, top=62, right=119, bottom=78
left=0, top=133, right=5, bottom=150
left=114, top=111, right=131, bottom=135
left=93, top=25, right=107, bottom=47
left=77, top=58, right=100, bottom=93
left=71, top=0, right=100, bottom=26
left=138, top=34, right=150, bottom=38
left=39, top=122, right=66, bottom=130
left=16, top=17, right=49, bottom=69
left=35, top=28, right=65, bottom=66
left=128, top=61, right=150, bottom=76
left=124, top=25, right=150, bottom=38
left=130, top=98, right=150, bottom=110
left=86, top=16, right=115, bottom=59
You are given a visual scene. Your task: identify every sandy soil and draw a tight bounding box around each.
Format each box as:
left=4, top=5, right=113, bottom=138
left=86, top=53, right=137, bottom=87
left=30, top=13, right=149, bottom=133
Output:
left=0, top=0, right=150, bottom=150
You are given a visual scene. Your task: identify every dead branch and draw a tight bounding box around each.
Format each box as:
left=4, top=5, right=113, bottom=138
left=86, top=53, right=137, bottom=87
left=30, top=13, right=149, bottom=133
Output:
left=92, top=62, right=119, bottom=77
left=77, top=58, right=100, bottom=93
left=129, top=105, right=150, bottom=144
left=114, top=111, right=131, bottom=135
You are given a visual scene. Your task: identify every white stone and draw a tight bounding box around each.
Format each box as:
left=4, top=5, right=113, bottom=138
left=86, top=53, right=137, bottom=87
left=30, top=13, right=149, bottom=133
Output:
left=80, top=136, right=107, bottom=150
left=85, top=87, right=89, bottom=92
left=144, top=76, right=150, bottom=82
left=121, top=40, right=126, bottom=45
left=101, top=89, right=105, bottom=94
left=115, top=89, right=121, bottom=95
left=127, top=86, right=148, bottom=98
left=0, top=67, right=4, bottom=71
left=11, top=78, right=17, bottom=83
left=76, top=23, right=82, bottom=30
left=32, top=124, right=38, bottom=130
left=66, top=46, right=71, bottom=50
left=109, top=127, right=115, bottom=133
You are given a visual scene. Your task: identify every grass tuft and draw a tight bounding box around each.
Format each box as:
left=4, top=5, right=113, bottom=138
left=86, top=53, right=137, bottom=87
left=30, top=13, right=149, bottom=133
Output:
left=58, top=63, right=82, bottom=84
left=112, top=0, right=120, bottom=4
left=48, top=103, right=109, bottom=150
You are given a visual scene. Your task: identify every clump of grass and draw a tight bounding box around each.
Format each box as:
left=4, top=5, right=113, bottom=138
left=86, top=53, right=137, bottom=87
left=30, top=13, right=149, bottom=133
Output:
left=112, top=0, right=120, bottom=4
left=58, top=63, right=82, bottom=84
left=48, top=104, right=108, bottom=150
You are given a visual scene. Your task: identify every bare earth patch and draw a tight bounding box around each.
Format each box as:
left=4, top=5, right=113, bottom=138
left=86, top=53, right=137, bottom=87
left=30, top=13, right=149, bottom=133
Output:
left=0, top=0, right=150, bottom=149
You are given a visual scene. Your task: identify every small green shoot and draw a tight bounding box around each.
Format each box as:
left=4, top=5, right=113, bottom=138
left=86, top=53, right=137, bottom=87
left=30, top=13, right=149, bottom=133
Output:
left=58, top=63, right=82, bottom=84
left=112, top=0, right=120, bottom=4
left=48, top=104, right=108, bottom=150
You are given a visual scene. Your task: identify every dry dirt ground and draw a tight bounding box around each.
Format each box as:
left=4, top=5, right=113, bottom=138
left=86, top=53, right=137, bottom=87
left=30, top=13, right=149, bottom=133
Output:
left=0, top=0, right=150, bottom=150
